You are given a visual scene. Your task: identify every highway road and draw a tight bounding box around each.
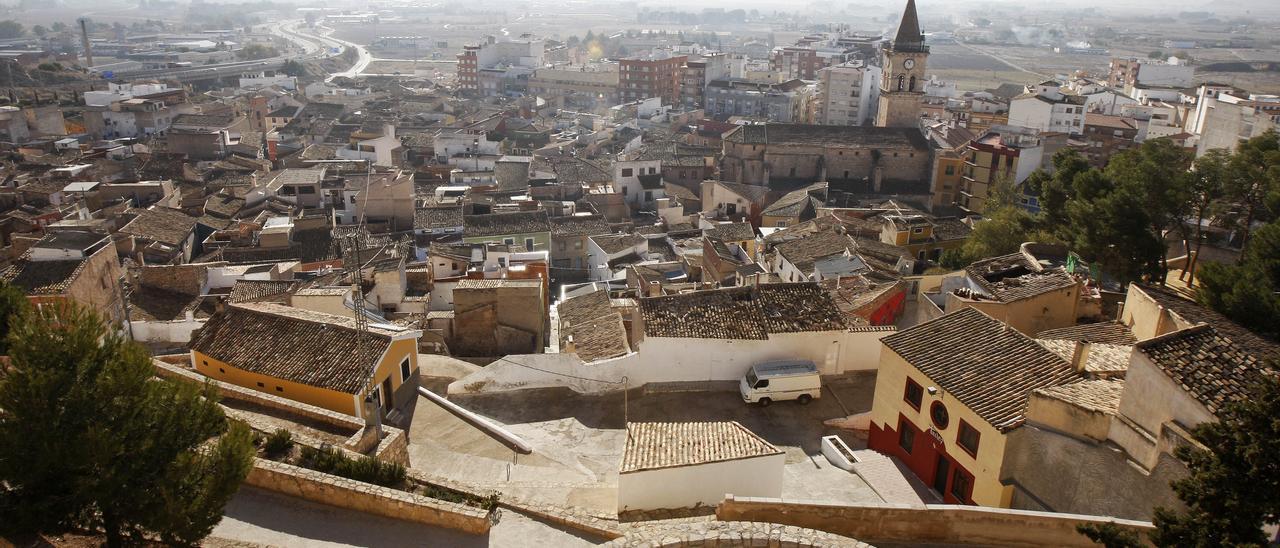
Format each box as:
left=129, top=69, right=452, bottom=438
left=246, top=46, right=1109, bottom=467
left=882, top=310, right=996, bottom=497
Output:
left=105, top=20, right=341, bottom=82
left=273, top=22, right=372, bottom=82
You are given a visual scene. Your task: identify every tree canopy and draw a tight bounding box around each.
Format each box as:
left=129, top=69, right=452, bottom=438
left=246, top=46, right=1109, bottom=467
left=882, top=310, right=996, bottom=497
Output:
left=0, top=304, right=254, bottom=547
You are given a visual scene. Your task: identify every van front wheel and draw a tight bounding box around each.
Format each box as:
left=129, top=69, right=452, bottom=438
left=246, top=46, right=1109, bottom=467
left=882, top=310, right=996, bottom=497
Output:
left=758, top=398, right=772, bottom=407
left=797, top=394, right=813, bottom=405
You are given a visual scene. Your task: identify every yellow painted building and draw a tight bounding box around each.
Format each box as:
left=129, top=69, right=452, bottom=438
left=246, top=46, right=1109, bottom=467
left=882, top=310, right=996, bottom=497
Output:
left=868, top=307, right=1079, bottom=507
left=190, top=302, right=422, bottom=418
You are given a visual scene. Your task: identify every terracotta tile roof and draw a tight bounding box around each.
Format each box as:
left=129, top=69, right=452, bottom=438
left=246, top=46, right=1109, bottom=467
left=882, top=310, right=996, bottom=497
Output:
left=129, top=286, right=207, bottom=322
left=964, top=253, right=1078, bottom=302
left=713, top=181, right=773, bottom=203
left=1036, top=339, right=1131, bottom=375
left=550, top=215, right=612, bottom=237
left=1135, top=324, right=1274, bottom=415
left=591, top=233, right=646, bottom=254
left=455, top=279, right=542, bottom=290
left=621, top=421, right=781, bottom=473
left=882, top=307, right=1079, bottom=432
left=1034, top=378, right=1125, bottom=414
left=774, top=231, right=857, bottom=273
left=119, top=207, right=198, bottom=246
left=188, top=302, right=406, bottom=394
left=564, top=311, right=631, bottom=363
left=558, top=289, right=613, bottom=327
left=1036, top=322, right=1137, bottom=345
left=723, top=124, right=930, bottom=150
left=414, top=206, right=464, bottom=231
left=204, top=194, right=246, bottom=219
left=463, top=210, right=551, bottom=238
left=640, top=283, right=847, bottom=340
left=1, top=257, right=87, bottom=295
left=703, top=222, right=756, bottom=242
left=1132, top=284, right=1280, bottom=362
left=229, top=280, right=297, bottom=303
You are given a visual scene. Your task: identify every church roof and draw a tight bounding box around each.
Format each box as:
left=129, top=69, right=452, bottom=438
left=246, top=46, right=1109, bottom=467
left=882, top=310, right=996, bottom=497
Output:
left=892, top=0, right=928, bottom=53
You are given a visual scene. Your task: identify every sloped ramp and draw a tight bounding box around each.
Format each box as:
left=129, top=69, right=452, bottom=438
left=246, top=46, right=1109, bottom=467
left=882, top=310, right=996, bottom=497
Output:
left=850, top=449, right=941, bottom=506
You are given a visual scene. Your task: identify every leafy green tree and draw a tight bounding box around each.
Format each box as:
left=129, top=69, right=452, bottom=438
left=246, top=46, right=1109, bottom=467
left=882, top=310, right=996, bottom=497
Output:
left=1197, top=221, right=1280, bottom=339
left=0, top=283, right=29, bottom=355
left=1080, top=374, right=1280, bottom=547
left=940, top=176, right=1057, bottom=269
left=1149, top=373, right=1280, bottom=546
left=51, top=22, right=67, bottom=33
left=1104, top=138, right=1195, bottom=278
left=0, top=20, right=25, bottom=39
left=1179, top=150, right=1229, bottom=286
left=1077, top=521, right=1144, bottom=548
left=31, top=25, right=47, bottom=38
left=0, top=304, right=254, bottom=547
left=1148, top=50, right=1165, bottom=59
left=1222, top=130, right=1280, bottom=249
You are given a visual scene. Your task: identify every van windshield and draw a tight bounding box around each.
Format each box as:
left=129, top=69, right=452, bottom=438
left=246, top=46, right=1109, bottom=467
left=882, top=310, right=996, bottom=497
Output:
left=745, top=370, right=758, bottom=387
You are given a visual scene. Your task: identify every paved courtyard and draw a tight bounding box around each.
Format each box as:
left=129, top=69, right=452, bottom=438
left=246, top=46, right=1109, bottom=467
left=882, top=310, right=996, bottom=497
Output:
left=403, top=371, right=884, bottom=516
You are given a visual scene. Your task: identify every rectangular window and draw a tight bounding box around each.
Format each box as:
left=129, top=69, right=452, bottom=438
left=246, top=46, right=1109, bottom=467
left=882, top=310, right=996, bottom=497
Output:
left=525, top=238, right=535, bottom=251
left=957, top=420, right=981, bottom=457
left=400, top=356, right=412, bottom=382
left=904, top=378, right=924, bottom=410
left=504, top=238, right=515, bottom=245
left=951, top=468, right=972, bottom=502
left=621, top=168, right=633, bottom=177
left=898, top=417, right=915, bottom=454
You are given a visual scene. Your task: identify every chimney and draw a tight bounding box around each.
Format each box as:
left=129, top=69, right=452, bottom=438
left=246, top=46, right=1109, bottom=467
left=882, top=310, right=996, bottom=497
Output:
left=78, top=18, right=94, bottom=68
left=647, top=280, right=662, bottom=297
left=1070, top=340, right=1091, bottom=374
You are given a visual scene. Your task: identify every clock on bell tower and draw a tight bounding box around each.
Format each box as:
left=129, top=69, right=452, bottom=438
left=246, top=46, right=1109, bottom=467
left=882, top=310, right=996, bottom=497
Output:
left=875, top=0, right=929, bottom=128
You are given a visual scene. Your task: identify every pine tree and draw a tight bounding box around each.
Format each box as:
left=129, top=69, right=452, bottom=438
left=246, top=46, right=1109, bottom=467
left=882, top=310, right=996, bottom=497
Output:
left=0, top=303, right=254, bottom=547
left=1149, top=373, right=1280, bottom=546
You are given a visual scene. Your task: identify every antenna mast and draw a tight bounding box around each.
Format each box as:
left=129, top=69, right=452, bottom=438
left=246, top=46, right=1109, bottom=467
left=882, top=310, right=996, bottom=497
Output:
left=346, top=159, right=381, bottom=437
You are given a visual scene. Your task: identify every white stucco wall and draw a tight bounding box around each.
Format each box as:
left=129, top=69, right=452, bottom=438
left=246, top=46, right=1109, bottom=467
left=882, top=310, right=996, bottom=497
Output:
left=618, top=453, right=785, bottom=512
left=129, top=315, right=204, bottom=345
left=1110, top=353, right=1215, bottom=469
left=448, top=328, right=891, bottom=394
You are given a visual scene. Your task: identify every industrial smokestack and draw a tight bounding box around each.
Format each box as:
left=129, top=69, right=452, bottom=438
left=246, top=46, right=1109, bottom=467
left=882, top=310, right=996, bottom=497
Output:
left=78, top=18, right=93, bottom=68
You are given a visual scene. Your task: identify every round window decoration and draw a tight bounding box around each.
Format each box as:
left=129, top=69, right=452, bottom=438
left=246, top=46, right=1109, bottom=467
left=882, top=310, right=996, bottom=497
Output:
left=930, top=401, right=950, bottom=429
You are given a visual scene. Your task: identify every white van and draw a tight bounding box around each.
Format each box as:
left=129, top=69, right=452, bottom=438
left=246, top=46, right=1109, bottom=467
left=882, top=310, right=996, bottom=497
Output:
left=740, top=361, right=821, bottom=406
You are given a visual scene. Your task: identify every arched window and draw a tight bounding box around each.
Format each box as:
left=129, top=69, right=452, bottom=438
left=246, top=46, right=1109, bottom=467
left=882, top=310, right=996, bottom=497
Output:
left=909, top=76, right=917, bottom=92
left=897, top=74, right=905, bottom=91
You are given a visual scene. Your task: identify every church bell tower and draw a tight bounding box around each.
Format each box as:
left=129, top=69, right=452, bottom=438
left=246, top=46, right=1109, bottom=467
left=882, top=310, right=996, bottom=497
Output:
left=875, top=0, right=929, bottom=128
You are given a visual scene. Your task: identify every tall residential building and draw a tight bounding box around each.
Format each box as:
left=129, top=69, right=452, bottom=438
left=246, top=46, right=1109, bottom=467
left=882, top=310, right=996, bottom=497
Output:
left=618, top=53, right=688, bottom=105
left=1008, top=81, right=1087, bottom=135
left=816, top=62, right=882, bottom=126
left=456, top=36, right=545, bottom=96
left=680, top=53, right=739, bottom=109
left=957, top=126, right=1046, bottom=214
left=704, top=79, right=813, bottom=123
left=1187, top=85, right=1280, bottom=156
left=875, top=0, right=929, bottom=128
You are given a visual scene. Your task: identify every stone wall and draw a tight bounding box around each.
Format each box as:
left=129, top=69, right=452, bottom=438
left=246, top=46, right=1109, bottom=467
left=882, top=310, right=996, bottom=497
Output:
left=1000, top=424, right=1187, bottom=521
left=138, top=263, right=208, bottom=294
left=151, top=358, right=409, bottom=464
left=245, top=457, right=492, bottom=535
left=716, top=496, right=1154, bottom=547
left=606, top=520, right=870, bottom=547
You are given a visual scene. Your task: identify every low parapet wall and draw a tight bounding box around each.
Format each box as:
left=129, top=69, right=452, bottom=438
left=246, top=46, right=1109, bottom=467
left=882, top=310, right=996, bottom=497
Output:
left=246, top=458, right=492, bottom=535
left=717, top=496, right=1155, bottom=547
left=152, top=357, right=409, bottom=464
